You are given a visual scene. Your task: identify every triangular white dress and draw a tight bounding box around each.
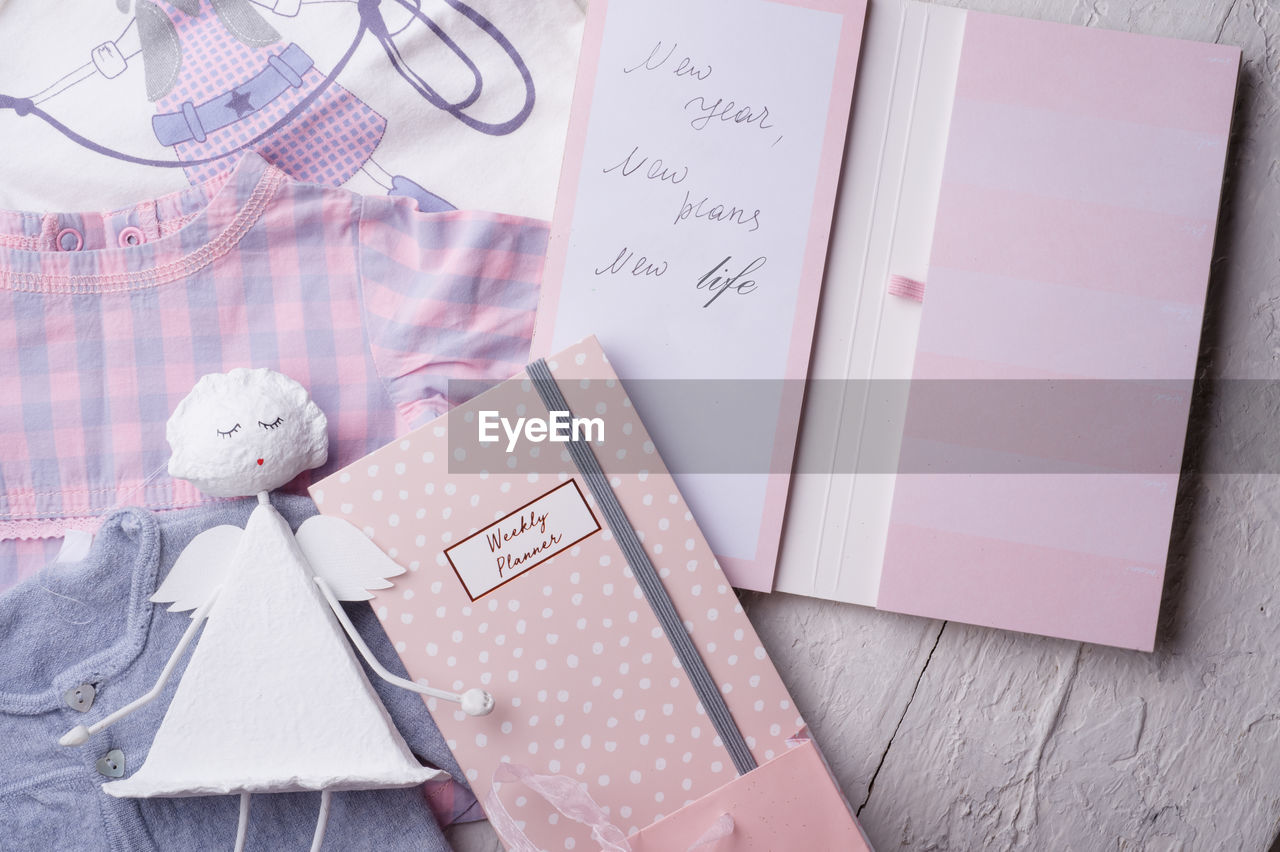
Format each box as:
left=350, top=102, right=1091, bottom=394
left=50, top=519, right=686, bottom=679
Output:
left=104, top=503, right=444, bottom=797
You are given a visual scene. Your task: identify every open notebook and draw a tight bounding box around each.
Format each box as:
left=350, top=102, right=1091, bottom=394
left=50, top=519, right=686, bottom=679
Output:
left=775, top=0, right=1240, bottom=650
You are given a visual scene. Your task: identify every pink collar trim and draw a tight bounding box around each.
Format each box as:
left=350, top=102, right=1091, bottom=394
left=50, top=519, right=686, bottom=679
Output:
left=0, top=153, right=286, bottom=294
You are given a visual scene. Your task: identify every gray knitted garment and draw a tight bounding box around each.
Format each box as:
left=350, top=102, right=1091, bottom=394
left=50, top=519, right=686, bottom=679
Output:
left=0, top=494, right=474, bottom=851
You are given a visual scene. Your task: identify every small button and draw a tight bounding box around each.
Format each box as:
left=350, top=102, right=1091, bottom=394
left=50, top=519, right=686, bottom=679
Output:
left=56, top=227, right=83, bottom=252
left=95, top=748, right=125, bottom=778
left=64, top=683, right=96, bottom=713
left=117, top=226, right=145, bottom=247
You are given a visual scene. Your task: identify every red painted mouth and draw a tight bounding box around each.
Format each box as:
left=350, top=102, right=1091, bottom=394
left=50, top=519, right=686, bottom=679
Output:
left=256, top=458, right=264, bottom=466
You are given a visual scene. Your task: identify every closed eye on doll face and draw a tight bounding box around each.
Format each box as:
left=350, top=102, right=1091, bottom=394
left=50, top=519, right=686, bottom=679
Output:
left=167, top=367, right=328, bottom=497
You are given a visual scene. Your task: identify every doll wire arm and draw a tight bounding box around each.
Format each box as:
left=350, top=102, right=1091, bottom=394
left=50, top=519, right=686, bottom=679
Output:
left=313, top=575, right=495, bottom=716
left=58, top=590, right=219, bottom=747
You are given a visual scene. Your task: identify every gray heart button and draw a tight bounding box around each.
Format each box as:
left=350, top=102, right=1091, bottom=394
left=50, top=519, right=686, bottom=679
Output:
left=95, top=749, right=125, bottom=778
left=64, top=683, right=96, bottom=713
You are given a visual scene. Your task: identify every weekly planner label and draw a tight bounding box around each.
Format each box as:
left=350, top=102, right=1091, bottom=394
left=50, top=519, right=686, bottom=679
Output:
left=534, top=0, right=865, bottom=590
left=445, top=480, right=600, bottom=600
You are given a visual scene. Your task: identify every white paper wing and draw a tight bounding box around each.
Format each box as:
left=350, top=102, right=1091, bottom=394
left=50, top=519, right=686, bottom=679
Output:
left=151, top=524, right=244, bottom=615
left=295, top=515, right=405, bottom=601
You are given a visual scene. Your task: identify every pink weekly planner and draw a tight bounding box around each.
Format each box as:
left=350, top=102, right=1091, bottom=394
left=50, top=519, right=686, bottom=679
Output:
left=775, top=1, right=1239, bottom=651
left=309, top=338, right=862, bottom=845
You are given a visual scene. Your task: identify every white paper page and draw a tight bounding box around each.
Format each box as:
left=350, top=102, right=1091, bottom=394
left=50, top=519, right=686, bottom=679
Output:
left=545, top=0, right=844, bottom=568
left=775, top=0, right=965, bottom=604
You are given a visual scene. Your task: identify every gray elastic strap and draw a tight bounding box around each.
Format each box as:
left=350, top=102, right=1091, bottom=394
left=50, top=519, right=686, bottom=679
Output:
left=527, top=358, right=757, bottom=776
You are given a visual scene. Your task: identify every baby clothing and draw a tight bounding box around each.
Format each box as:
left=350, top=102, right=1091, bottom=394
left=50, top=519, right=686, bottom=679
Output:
left=0, top=494, right=467, bottom=851
left=0, top=150, right=548, bottom=590
left=0, top=5, right=571, bottom=845
left=0, top=0, right=585, bottom=219
left=147, top=0, right=387, bottom=187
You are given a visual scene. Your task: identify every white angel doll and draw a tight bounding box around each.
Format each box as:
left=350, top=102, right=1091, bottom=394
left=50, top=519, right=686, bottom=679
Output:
left=58, top=367, right=493, bottom=851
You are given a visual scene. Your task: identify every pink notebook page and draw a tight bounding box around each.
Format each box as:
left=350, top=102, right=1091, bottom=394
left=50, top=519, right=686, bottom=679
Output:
left=532, top=0, right=867, bottom=592
left=876, top=12, right=1239, bottom=651
left=310, top=337, right=809, bottom=842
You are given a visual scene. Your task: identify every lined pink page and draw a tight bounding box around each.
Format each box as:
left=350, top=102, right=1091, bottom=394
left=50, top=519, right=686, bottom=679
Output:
left=876, top=13, right=1239, bottom=651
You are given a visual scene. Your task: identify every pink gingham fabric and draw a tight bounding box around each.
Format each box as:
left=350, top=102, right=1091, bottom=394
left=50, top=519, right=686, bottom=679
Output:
left=154, top=0, right=386, bottom=186
left=0, top=151, right=546, bottom=588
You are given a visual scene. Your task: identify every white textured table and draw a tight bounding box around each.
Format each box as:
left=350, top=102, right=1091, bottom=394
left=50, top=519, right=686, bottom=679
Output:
left=451, top=1, right=1280, bottom=849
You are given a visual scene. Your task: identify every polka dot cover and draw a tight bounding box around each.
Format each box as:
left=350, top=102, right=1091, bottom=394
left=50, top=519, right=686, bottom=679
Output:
left=310, top=336, right=806, bottom=842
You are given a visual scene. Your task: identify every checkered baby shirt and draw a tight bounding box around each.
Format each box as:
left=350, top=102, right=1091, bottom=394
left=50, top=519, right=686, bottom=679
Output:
left=0, top=151, right=547, bottom=589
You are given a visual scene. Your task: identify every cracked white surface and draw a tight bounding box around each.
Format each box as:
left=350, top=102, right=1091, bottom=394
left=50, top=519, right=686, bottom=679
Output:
left=450, top=0, right=1280, bottom=849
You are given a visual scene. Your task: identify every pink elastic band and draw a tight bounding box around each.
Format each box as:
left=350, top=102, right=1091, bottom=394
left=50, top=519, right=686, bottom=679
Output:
left=888, top=273, right=925, bottom=302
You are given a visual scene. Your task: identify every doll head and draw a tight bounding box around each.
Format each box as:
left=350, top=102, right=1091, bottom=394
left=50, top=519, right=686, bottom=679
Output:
left=167, top=368, right=328, bottom=498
